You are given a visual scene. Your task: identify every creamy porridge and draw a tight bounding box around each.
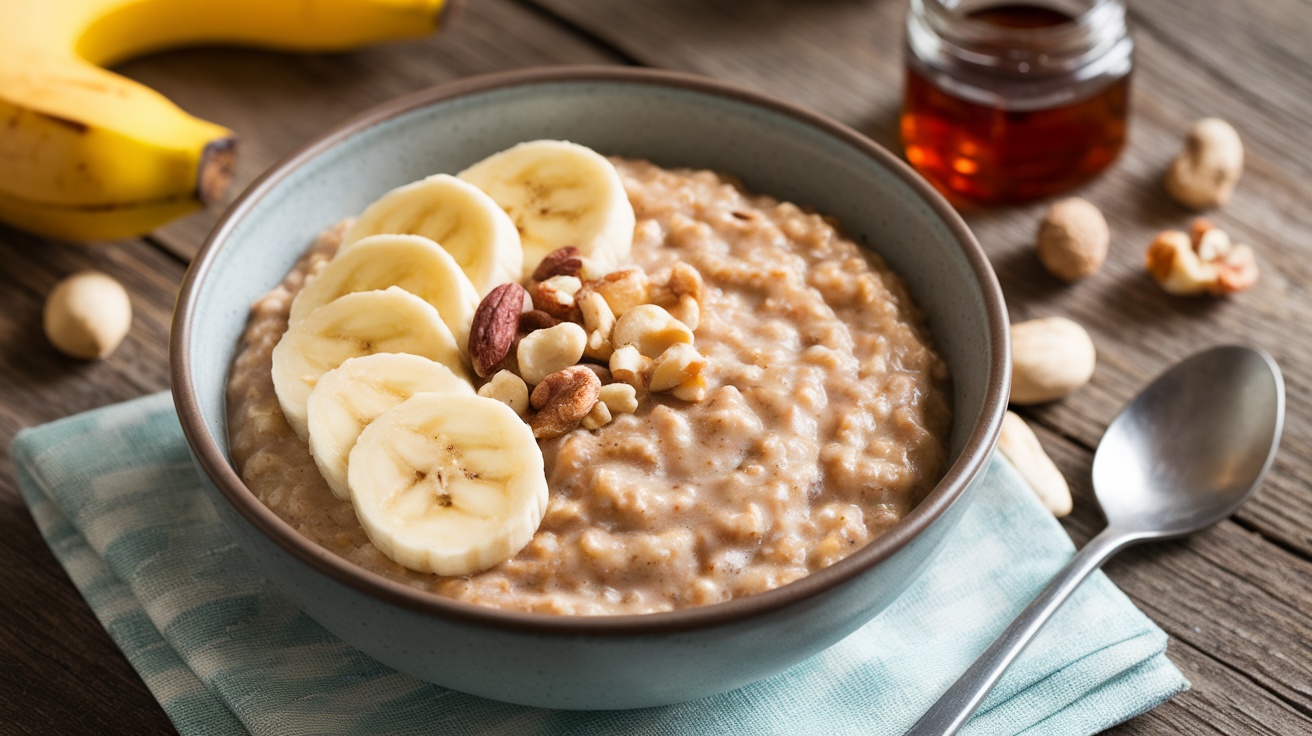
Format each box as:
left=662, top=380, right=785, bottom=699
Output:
left=227, top=158, right=951, bottom=615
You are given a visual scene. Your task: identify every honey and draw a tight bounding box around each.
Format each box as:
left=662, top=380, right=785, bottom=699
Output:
left=902, top=0, right=1133, bottom=204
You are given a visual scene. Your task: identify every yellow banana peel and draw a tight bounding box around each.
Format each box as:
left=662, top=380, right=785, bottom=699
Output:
left=0, top=0, right=453, bottom=242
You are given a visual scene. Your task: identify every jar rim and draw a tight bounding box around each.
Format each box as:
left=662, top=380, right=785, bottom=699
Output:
left=918, top=0, right=1126, bottom=54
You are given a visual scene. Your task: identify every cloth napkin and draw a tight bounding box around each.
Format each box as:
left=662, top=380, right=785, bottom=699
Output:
left=12, top=392, right=1187, bottom=736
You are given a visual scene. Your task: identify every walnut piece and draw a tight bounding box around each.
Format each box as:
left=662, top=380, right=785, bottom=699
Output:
left=528, top=365, right=601, bottom=439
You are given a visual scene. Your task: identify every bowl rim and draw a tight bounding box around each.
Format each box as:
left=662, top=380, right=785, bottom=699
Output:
left=171, top=64, right=1010, bottom=636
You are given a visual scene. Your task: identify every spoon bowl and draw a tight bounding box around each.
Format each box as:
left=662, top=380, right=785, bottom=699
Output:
left=1092, top=345, right=1285, bottom=537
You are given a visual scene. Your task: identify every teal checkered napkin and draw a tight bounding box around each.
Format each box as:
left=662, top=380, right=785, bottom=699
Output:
left=13, top=392, right=1187, bottom=736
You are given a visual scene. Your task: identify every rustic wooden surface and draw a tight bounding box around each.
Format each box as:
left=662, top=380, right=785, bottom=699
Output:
left=1, top=0, right=1309, bottom=732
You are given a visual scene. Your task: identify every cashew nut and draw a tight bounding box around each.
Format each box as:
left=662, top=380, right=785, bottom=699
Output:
left=43, top=271, right=132, bottom=360
left=1164, top=118, right=1243, bottom=210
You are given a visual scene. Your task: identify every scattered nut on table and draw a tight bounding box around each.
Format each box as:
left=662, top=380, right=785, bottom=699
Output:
left=997, top=411, right=1073, bottom=517
left=1036, top=197, right=1109, bottom=282
left=1010, top=317, right=1096, bottom=405
left=1164, top=118, right=1244, bottom=210
left=1145, top=218, right=1259, bottom=296
left=43, top=271, right=132, bottom=360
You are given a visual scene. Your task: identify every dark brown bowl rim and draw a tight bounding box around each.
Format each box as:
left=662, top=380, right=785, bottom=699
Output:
left=171, top=65, right=1010, bottom=636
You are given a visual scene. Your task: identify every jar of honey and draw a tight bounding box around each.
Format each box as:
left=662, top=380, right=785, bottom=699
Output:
left=902, top=0, right=1133, bottom=204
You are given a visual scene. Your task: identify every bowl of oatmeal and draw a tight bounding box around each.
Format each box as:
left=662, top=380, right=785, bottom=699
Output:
left=171, top=66, right=1009, bottom=709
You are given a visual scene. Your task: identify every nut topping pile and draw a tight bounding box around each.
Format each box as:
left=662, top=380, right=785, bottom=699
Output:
left=474, top=246, right=709, bottom=439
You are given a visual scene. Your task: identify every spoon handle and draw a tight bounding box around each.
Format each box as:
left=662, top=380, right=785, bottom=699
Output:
left=905, top=526, right=1134, bottom=736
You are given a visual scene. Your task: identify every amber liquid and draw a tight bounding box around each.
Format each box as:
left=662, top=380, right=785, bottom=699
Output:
left=902, top=5, right=1129, bottom=204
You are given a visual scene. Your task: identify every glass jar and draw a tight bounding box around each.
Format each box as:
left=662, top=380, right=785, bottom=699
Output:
left=902, top=0, right=1133, bottom=204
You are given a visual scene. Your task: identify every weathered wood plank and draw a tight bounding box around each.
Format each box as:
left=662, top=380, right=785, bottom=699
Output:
left=0, top=229, right=183, bottom=735
left=115, top=0, right=623, bottom=262
left=1107, top=640, right=1309, bottom=735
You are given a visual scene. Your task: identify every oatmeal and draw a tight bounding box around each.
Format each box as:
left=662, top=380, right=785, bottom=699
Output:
left=227, top=158, right=951, bottom=615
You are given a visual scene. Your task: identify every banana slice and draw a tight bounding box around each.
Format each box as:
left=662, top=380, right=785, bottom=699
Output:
left=458, top=140, right=635, bottom=277
left=271, top=287, right=469, bottom=441
left=307, top=353, right=474, bottom=500
left=341, top=174, right=522, bottom=296
left=348, top=393, right=548, bottom=576
left=289, top=233, right=481, bottom=351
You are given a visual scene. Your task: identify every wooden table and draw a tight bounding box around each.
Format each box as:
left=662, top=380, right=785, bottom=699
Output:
left=2, top=1, right=1309, bottom=732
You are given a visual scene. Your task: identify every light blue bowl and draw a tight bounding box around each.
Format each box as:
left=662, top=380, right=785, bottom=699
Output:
left=171, top=66, right=1009, bottom=710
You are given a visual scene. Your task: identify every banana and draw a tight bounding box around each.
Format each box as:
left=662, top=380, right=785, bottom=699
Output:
left=271, top=286, right=468, bottom=442
left=342, top=174, right=523, bottom=296
left=307, top=353, right=473, bottom=501
left=457, top=140, right=635, bottom=277
left=0, top=0, right=453, bottom=241
left=348, top=392, right=548, bottom=576
left=290, top=233, right=481, bottom=352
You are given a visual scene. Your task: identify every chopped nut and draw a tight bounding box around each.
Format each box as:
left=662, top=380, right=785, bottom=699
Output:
left=592, top=268, right=648, bottom=316
left=599, top=382, right=638, bottom=414
left=1036, top=197, right=1109, bottom=282
left=1010, top=317, right=1096, bottom=405
left=529, top=275, right=583, bottom=319
left=579, top=290, right=617, bottom=361
left=648, top=343, right=706, bottom=392
left=580, top=400, right=613, bottom=430
left=477, top=370, right=529, bottom=416
left=532, top=246, right=583, bottom=281
left=1165, top=118, right=1243, bottom=210
left=997, top=411, right=1072, bottom=516
left=469, top=282, right=529, bottom=377
left=1145, top=219, right=1258, bottom=296
left=43, top=271, right=132, bottom=360
left=517, top=322, right=587, bottom=385
left=609, top=345, right=652, bottom=390
left=669, top=294, right=700, bottom=331
left=670, top=374, right=708, bottom=402
left=611, top=304, right=694, bottom=358
left=577, top=256, right=609, bottom=281
left=528, top=365, right=601, bottom=439
left=667, top=262, right=704, bottom=303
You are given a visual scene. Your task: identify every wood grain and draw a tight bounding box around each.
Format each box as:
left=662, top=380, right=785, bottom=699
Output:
left=1, top=0, right=1309, bottom=732
left=0, top=231, right=183, bottom=734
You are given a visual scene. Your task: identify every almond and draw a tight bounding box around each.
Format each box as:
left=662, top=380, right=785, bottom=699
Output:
left=529, top=365, right=601, bottom=439
left=469, top=282, right=529, bottom=377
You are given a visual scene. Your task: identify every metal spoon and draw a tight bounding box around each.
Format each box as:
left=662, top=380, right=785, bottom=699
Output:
left=907, top=345, right=1285, bottom=736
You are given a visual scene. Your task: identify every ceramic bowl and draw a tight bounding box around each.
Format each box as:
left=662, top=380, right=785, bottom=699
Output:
left=171, top=66, right=1009, bottom=710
